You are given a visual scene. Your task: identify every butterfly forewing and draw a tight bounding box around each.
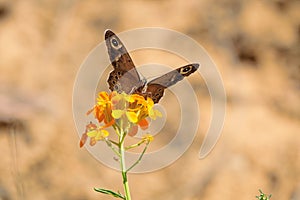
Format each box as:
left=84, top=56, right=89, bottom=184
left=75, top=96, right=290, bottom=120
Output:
left=147, top=64, right=199, bottom=87
left=105, top=30, right=142, bottom=92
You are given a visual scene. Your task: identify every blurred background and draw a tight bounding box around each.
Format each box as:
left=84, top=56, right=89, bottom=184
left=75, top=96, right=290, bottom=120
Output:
left=0, top=0, right=299, bottom=199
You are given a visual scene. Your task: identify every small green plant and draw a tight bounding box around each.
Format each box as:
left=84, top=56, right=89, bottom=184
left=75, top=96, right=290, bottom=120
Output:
left=256, top=189, right=272, bottom=200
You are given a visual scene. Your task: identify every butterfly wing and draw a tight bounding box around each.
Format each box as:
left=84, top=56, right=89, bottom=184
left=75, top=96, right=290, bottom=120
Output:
left=105, top=30, right=143, bottom=93
left=136, top=63, right=199, bottom=103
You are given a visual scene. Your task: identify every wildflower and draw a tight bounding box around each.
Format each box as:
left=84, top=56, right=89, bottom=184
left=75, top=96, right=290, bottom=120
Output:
left=145, top=97, right=162, bottom=120
left=79, top=122, right=109, bottom=147
left=111, top=92, right=141, bottom=123
left=87, top=91, right=115, bottom=125
left=80, top=91, right=161, bottom=147
left=111, top=92, right=162, bottom=134
left=142, top=134, right=154, bottom=143
left=87, top=128, right=109, bottom=146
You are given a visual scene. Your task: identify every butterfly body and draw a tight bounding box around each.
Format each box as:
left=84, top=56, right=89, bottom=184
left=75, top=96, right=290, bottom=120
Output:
left=105, top=30, right=199, bottom=103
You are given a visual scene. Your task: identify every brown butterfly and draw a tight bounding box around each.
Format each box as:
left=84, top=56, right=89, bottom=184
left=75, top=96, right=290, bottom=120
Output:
left=105, top=30, right=199, bottom=103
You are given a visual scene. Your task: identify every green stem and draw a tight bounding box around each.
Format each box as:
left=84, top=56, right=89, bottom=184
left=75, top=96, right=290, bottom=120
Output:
left=105, top=139, right=120, bottom=157
left=125, top=140, right=145, bottom=150
left=119, top=129, right=131, bottom=200
left=108, top=139, right=119, bottom=146
left=126, top=142, right=149, bottom=172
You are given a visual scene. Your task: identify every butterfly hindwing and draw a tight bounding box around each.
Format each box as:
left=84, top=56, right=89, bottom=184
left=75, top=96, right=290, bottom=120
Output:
left=137, top=84, right=166, bottom=103
left=136, top=64, right=199, bottom=103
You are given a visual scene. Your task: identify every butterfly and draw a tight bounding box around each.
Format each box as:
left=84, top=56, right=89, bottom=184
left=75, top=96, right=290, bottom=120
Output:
left=105, top=30, right=199, bottom=103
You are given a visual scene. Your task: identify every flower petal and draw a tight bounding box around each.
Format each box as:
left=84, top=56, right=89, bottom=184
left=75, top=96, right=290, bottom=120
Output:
left=126, top=111, right=138, bottom=123
left=112, top=110, right=124, bottom=119
left=86, top=107, right=95, bottom=115
left=96, top=112, right=105, bottom=123
left=101, top=129, right=109, bottom=137
left=128, top=125, right=138, bottom=137
left=95, top=129, right=109, bottom=140
left=79, top=133, right=88, bottom=148
left=102, top=119, right=115, bottom=128
left=98, top=91, right=109, bottom=100
left=138, top=118, right=149, bottom=130
left=111, top=94, right=122, bottom=105
left=147, top=97, right=154, bottom=106
left=155, top=110, right=162, bottom=117
left=90, top=137, right=97, bottom=146
left=97, top=92, right=110, bottom=105
left=87, top=130, right=97, bottom=137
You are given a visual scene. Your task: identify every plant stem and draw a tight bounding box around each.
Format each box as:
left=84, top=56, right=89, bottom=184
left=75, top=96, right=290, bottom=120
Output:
left=119, top=130, right=131, bottom=200
left=126, top=142, right=149, bottom=173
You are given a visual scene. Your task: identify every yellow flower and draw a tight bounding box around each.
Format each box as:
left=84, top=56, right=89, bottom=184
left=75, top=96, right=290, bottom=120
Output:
left=87, top=128, right=109, bottom=146
left=112, top=110, right=139, bottom=123
left=142, top=134, right=154, bottom=143
left=111, top=92, right=162, bottom=124
left=145, top=97, right=162, bottom=120
left=79, top=122, right=109, bottom=147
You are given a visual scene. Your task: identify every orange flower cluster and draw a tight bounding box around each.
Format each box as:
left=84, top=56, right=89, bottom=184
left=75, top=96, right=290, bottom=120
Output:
left=80, top=91, right=162, bottom=147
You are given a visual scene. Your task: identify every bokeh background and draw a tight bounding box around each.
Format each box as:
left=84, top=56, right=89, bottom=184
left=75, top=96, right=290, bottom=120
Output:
left=1, top=0, right=299, bottom=199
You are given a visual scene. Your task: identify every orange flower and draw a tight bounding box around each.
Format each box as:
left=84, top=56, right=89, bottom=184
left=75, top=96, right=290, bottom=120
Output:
left=80, top=91, right=162, bottom=147
left=87, top=91, right=115, bottom=126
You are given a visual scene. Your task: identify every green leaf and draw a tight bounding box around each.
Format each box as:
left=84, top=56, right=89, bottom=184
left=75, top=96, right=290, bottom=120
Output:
left=94, top=188, right=125, bottom=199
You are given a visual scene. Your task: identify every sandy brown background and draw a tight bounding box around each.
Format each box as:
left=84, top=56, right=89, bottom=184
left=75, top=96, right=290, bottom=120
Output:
left=0, top=0, right=299, bottom=200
